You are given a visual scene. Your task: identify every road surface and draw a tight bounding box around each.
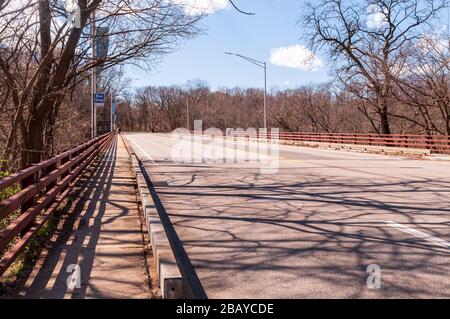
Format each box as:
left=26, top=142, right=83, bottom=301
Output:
left=125, top=132, right=450, bottom=298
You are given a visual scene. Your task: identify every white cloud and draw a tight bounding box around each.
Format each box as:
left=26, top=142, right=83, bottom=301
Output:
left=269, top=45, right=324, bottom=72
left=366, top=4, right=388, bottom=29
left=171, top=0, right=229, bottom=16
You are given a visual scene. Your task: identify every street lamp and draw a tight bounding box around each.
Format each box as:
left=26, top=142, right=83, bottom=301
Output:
left=225, top=52, right=267, bottom=130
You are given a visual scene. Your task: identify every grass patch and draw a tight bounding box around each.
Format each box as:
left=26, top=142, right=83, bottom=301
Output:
left=1, top=216, right=57, bottom=280
left=0, top=169, right=21, bottom=217
left=0, top=170, right=20, bottom=202
left=0, top=169, right=21, bottom=261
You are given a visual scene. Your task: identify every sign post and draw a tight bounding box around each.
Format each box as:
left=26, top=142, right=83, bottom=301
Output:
left=90, top=22, right=108, bottom=138
left=94, top=93, right=105, bottom=136
left=91, top=13, right=96, bottom=139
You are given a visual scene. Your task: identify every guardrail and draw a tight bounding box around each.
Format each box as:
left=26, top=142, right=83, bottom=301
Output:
left=0, top=133, right=114, bottom=278
left=230, top=131, right=450, bottom=154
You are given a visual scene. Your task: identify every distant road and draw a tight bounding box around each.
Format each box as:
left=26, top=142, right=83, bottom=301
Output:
left=125, top=132, right=450, bottom=298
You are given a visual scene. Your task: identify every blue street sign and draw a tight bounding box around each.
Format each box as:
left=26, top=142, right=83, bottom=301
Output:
left=94, top=93, right=105, bottom=104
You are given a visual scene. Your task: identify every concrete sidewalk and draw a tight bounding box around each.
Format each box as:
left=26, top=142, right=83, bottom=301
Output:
left=11, top=136, right=151, bottom=299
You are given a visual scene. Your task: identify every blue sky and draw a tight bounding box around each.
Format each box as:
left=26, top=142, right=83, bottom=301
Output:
left=128, top=0, right=330, bottom=90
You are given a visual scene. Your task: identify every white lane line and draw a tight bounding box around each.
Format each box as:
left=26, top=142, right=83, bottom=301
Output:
left=141, top=134, right=225, bottom=162
left=133, top=134, right=216, bottom=162
left=128, top=137, right=155, bottom=162
left=386, top=221, right=449, bottom=249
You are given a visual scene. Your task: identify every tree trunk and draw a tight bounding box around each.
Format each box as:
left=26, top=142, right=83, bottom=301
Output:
left=446, top=112, right=450, bottom=136
left=380, top=105, right=391, bottom=135
left=21, top=118, right=45, bottom=168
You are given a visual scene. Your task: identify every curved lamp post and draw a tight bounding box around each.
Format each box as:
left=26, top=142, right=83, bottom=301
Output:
left=225, top=52, right=267, bottom=130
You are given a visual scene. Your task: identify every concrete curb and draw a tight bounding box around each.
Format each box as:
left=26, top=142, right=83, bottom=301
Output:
left=119, top=134, right=183, bottom=299
left=288, top=140, right=431, bottom=155
left=120, top=134, right=207, bottom=299
left=231, top=136, right=431, bottom=157
left=131, top=155, right=184, bottom=299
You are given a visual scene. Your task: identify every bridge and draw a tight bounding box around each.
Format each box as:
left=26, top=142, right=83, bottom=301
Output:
left=1, top=132, right=449, bottom=298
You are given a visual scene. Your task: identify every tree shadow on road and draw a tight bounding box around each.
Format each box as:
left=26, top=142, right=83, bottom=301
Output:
left=145, top=162, right=450, bottom=298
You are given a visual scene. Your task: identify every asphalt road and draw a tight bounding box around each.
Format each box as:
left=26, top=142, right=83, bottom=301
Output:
left=124, top=132, right=450, bottom=298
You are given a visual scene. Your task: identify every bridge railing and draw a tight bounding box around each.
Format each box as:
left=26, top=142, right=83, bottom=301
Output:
left=230, top=131, right=450, bottom=154
left=0, top=133, right=114, bottom=277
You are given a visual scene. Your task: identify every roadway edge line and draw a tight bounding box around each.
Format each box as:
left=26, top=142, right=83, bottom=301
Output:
left=120, top=134, right=208, bottom=300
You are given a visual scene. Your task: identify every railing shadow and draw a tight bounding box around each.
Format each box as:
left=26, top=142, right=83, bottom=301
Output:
left=9, top=136, right=146, bottom=299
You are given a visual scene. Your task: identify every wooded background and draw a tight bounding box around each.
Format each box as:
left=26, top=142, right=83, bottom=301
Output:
left=1, top=0, right=449, bottom=173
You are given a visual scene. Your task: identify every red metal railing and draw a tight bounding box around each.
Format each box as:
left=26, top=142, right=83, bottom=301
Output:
left=229, top=131, right=450, bottom=154
left=0, top=133, right=114, bottom=277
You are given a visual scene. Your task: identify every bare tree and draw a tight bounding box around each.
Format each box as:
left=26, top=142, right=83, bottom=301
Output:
left=118, top=81, right=368, bottom=134
left=303, top=0, right=448, bottom=134
left=0, top=0, right=201, bottom=168
left=394, top=33, right=450, bottom=135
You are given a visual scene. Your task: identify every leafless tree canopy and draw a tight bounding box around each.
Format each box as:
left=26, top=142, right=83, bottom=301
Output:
left=0, top=0, right=201, bottom=169
left=303, top=0, right=449, bottom=134
left=114, top=81, right=368, bottom=133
